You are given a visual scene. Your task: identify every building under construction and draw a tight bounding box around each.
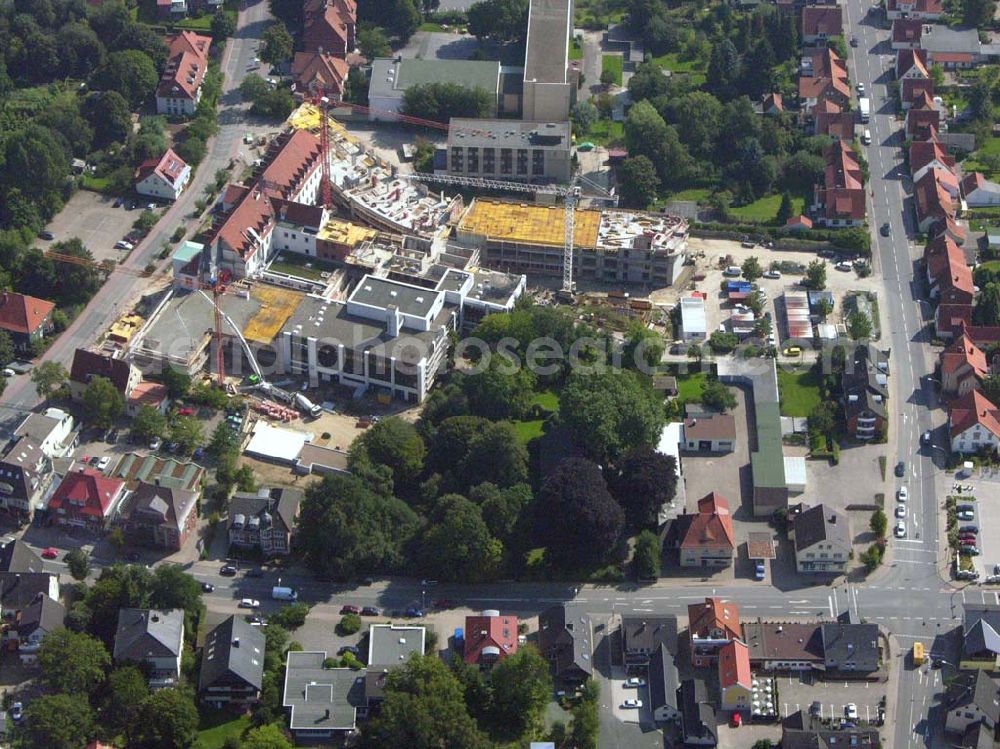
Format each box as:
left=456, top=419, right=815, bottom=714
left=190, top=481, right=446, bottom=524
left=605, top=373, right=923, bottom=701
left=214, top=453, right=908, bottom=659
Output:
left=454, top=199, right=689, bottom=286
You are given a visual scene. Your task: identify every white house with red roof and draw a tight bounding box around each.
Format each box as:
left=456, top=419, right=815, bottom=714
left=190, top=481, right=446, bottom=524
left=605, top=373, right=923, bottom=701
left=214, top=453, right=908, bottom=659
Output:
left=666, top=492, right=736, bottom=568
left=0, top=292, right=55, bottom=351
left=135, top=149, right=191, bottom=201
left=950, top=390, right=1000, bottom=454
left=687, top=597, right=741, bottom=667
left=940, top=334, right=990, bottom=398
left=962, top=172, right=1000, bottom=208
left=47, top=468, right=127, bottom=530
left=463, top=610, right=519, bottom=667
left=156, top=31, right=212, bottom=117
left=718, top=640, right=752, bottom=713
left=887, top=0, right=944, bottom=19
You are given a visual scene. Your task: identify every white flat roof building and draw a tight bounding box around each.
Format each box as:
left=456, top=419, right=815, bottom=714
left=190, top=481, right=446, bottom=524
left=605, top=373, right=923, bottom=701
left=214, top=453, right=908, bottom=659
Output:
left=679, top=297, right=707, bottom=341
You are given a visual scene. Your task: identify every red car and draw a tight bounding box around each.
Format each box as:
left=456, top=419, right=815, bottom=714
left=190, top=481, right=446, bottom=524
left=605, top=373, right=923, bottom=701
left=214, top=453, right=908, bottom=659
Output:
left=433, top=599, right=455, bottom=609
left=176, top=407, right=195, bottom=416
left=41, top=547, right=59, bottom=559
left=340, top=605, right=360, bottom=615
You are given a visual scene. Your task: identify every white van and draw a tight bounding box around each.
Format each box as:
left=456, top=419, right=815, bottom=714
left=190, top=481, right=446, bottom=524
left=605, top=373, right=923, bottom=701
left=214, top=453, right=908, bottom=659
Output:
left=862, top=129, right=872, bottom=145
left=272, top=586, right=298, bottom=602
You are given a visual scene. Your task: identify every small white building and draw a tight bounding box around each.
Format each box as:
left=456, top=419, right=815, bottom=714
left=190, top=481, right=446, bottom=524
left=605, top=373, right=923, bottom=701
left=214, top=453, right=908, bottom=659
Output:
left=679, top=296, right=707, bottom=340
left=135, top=149, right=191, bottom=201
left=13, top=407, right=76, bottom=459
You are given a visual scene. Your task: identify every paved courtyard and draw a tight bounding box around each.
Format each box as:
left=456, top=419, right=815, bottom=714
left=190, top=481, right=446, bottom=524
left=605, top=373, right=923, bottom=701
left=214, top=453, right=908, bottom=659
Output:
left=42, top=190, right=159, bottom=263
left=776, top=671, right=885, bottom=725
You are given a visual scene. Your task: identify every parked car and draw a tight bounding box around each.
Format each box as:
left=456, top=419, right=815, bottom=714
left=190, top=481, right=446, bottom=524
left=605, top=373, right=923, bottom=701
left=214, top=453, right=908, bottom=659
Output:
left=809, top=701, right=822, bottom=716
left=338, top=645, right=360, bottom=656
left=220, top=564, right=237, bottom=576
left=433, top=599, right=455, bottom=609
left=41, top=547, right=59, bottom=559
left=897, top=487, right=908, bottom=502
left=192, top=447, right=205, bottom=461
left=961, top=525, right=980, bottom=534
left=845, top=704, right=858, bottom=720
left=113, top=196, right=124, bottom=207
left=106, top=429, right=119, bottom=444
left=201, top=582, right=215, bottom=593
left=850, top=35, right=859, bottom=46
left=149, top=437, right=162, bottom=450
left=754, top=560, right=766, bottom=580
left=763, top=269, right=781, bottom=279
left=405, top=607, right=424, bottom=618
left=239, top=598, right=260, bottom=609
left=361, top=606, right=381, bottom=616
left=1, top=368, right=14, bottom=377
left=921, top=431, right=931, bottom=445
left=245, top=568, right=264, bottom=578
left=340, top=605, right=361, bottom=615
left=958, top=510, right=976, bottom=521
left=126, top=551, right=140, bottom=562
left=96, top=456, right=111, bottom=471
left=894, top=461, right=905, bottom=477
left=880, top=223, right=890, bottom=236
left=895, top=505, right=907, bottom=518
left=622, top=699, right=643, bottom=709
left=176, top=407, right=195, bottom=416
left=962, top=546, right=982, bottom=556
left=835, top=261, right=853, bottom=271
left=894, top=520, right=906, bottom=538
left=10, top=702, right=23, bottom=722
left=783, top=346, right=802, bottom=357
left=625, top=677, right=646, bottom=688
left=38, top=230, right=54, bottom=240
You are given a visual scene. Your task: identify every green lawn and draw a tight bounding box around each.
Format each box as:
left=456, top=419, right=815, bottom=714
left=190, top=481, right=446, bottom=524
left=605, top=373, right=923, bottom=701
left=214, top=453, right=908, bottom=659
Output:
left=730, top=194, right=805, bottom=223
left=268, top=252, right=337, bottom=281
left=197, top=712, right=251, bottom=749
left=418, top=21, right=448, bottom=31
left=777, top=368, right=823, bottom=417
left=674, top=371, right=709, bottom=402
left=587, top=119, right=624, bottom=146
left=570, top=38, right=583, bottom=60
left=601, top=55, right=623, bottom=85
left=669, top=188, right=712, bottom=203
left=80, top=174, right=110, bottom=192
left=531, top=390, right=559, bottom=411
left=175, top=14, right=216, bottom=30
left=650, top=53, right=707, bottom=85
left=513, top=419, right=546, bottom=444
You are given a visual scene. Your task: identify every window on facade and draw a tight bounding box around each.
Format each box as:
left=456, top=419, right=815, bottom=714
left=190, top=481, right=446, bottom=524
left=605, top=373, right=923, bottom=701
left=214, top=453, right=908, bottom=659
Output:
left=450, top=147, right=464, bottom=171
left=500, top=148, right=512, bottom=174
left=532, top=149, right=545, bottom=176
left=467, top=147, right=479, bottom=172
left=516, top=149, right=528, bottom=175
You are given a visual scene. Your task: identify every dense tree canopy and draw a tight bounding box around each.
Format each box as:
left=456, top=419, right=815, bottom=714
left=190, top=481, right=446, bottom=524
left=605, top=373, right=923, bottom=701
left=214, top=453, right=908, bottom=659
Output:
left=37, top=629, right=110, bottom=694
left=418, top=494, right=503, bottom=582
left=93, top=49, right=157, bottom=108
left=610, top=446, right=678, bottom=529
left=24, top=693, right=94, bottom=749
left=402, top=82, right=494, bottom=123
left=350, top=417, right=426, bottom=493
left=82, top=375, right=124, bottom=429
left=467, top=0, right=528, bottom=40
left=136, top=687, right=199, bottom=749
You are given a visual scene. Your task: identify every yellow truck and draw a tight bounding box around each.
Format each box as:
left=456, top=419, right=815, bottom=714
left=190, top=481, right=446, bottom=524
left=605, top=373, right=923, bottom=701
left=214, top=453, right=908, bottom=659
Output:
left=912, top=642, right=926, bottom=666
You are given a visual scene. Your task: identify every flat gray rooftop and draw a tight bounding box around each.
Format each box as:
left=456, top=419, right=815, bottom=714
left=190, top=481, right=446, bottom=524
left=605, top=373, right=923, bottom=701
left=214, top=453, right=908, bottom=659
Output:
left=283, top=651, right=364, bottom=731
left=348, top=276, right=439, bottom=318
left=369, top=58, right=501, bottom=99
left=524, top=0, right=571, bottom=83
left=449, top=118, right=571, bottom=150
left=368, top=624, right=425, bottom=667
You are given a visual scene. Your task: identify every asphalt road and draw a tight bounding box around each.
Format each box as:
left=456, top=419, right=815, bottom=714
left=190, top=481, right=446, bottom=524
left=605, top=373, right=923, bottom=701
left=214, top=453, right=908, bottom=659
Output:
left=0, top=0, right=271, bottom=434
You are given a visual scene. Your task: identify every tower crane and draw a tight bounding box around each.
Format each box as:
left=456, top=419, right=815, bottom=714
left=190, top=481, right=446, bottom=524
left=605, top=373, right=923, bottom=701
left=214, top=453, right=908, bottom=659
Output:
left=399, top=171, right=616, bottom=294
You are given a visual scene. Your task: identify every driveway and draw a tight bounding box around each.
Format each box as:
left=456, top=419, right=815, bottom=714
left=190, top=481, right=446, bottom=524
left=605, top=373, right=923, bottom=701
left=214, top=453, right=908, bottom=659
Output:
left=41, top=190, right=151, bottom=263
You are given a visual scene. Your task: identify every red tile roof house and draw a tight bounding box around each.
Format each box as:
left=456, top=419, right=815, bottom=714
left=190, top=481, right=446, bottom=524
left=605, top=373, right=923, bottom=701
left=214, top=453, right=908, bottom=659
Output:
left=906, top=100, right=941, bottom=139
left=0, top=292, right=55, bottom=351
left=47, top=468, right=127, bottom=530
left=302, top=0, right=357, bottom=57
left=932, top=214, right=968, bottom=247
left=463, top=610, right=519, bottom=667
left=892, top=18, right=924, bottom=49
left=762, top=92, right=784, bottom=115
left=688, top=597, right=741, bottom=668
left=962, top=172, right=1000, bottom=208
left=935, top=302, right=973, bottom=340
left=798, top=49, right=851, bottom=112
left=901, top=77, right=935, bottom=110
left=785, top=214, right=813, bottom=231
left=940, top=334, right=990, bottom=398
left=950, top=389, right=1000, bottom=454
left=801, top=6, right=843, bottom=43
left=291, top=51, right=351, bottom=101
left=126, top=381, right=170, bottom=417
left=914, top=169, right=955, bottom=233
left=135, top=148, right=191, bottom=201
left=925, top=234, right=973, bottom=305
left=888, top=0, right=944, bottom=19
left=911, top=140, right=954, bottom=182
left=811, top=142, right=866, bottom=227
left=68, top=348, right=141, bottom=404
left=156, top=31, right=211, bottom=118
left=718, top=640, right=752, bottom=713
left=665, top=492, right=736, bottom=568
left=815, top=108, right=857, bottom=140
left=897, top=48, right=930, bottom=80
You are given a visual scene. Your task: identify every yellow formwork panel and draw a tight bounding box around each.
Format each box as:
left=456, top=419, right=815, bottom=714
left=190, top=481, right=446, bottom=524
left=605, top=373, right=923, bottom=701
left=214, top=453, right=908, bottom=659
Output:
left=286, top=103, right=353, bottom=142
left=318, top=218, right=378, bottom=247
left=458, top=199, right=600, bottom=248
left=243, top=285, right=305, bottom=344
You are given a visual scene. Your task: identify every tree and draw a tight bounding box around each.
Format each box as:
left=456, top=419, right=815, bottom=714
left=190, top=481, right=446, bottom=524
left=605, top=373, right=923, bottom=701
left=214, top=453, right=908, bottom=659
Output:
left=456, top=421, right=530, bottom=491
left=741, top=256, right=763, bottom=282
left=270, top=602, right=310, bottom=630
left=489, top=646, right=553, bottom=739
left=176, top=135, right=208, bottom=165
left=622, top=320, right=664, bottom=371
left=571, top=101, right=598, bottom=135
left=783, top=150, right=826, bottom=192
left=66, top=548, right=91, bottom=580
left=103, top=666, right=149, bottom=746
left=298, top=474, right=420, bottom=580
left=963, top=0, right=996, bottom=27
left=0, top=331, right=15, bottom=368
left=82, top=375, right=123, bottom=429
left=805, top=259, right=827, bottom=290
left=628, top=61, right=669, bottom=102
left=742, top=37, right=775, bottom=99
left=467, top=0, right=529, bottom=41
left=848, top=311, right=873, bottom=340
left=709, top=330, right=739, bottom=353
left=24, top=693, right=94, bottom=749
left=83, top=563, right=154, bottom=645
left=31, top=360, right=68, bottom=399
left=362, top=654, right=491, bottom=749
left=625, top=101, right=693, bottom=187
left=634, top=529, right=661, bottom=579
left=981, top=374, right=1000, bottom=405
left=753, top=316, right=773, bottom=339
left=600, top=68, right=617, bottom=86
left=419, top=494, right=503, bottom=582
left=170, top=415, right=204, bottom=453
left=707, top=38, right=741, bottom=99
left=870, top=508, right=888, bottom=539
left=701, top=378, right=737, bottom=412
left=37, top=629, right=110, bottom=694
left=976, top=283, right=1000, bottom=326
left=349, top=417, right=426, bottom=492
left=162, top=367, right=192, bottom=398
left=538, top=458, right=624, bottom=569
left=610, top=446, right=677, bottom=529
left=469, top=482, right=532, bottom=542
left=358, top=26, right=391, bottom=59
left=137, top=688, right=199, bottom=749
left=115, top=22, right=170, bottom=67
left=402, top=82, right=494, bottom=123
left=559, top=369, right=665, bottom=463
left=461, top=359, right=535, bottom=420
left=261, top=22, right=293, bottom=63
left=211, top=10, right=237, bottom=38
left=617, top=155, right=660, bottom=208
left=570, top=683, right=600, bottom=749
left=94, top=49, right=157, bottom=108
left=776, top=191, right=794, bottom=225
left=132, top=405, right=168, bottom=441
left=243, top=724, right=294, bottom=749
left=82, top=90, right=130, bottom=149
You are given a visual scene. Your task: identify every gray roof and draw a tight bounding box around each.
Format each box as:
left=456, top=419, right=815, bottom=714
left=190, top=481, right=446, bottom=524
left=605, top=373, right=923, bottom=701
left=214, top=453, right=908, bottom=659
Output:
left=820, top=622, right=879, bottom=671
left=0, top=573, right=53, bottom=613
left=199, top=615, right=265, bottom=693
left=448, top=119, right=571, bottom=151
left=125, top=482, right=199, bottom=533
left=964, top=604, right=1000, bottom=656
left=113, top=608, right=184, bottom=661
left=963, top=720, right=994, bottom=749
left=368, top=58, right=501, bottom=100
left=920, top=25, right=981, bottom=55
left=793, top=504, right=851, bottom=552
left=348, top=276, right=439, bottom=318
left=17, top=594, right=65, bottom=637
left=283, top=651, right=365, bottom=732
left=229, top=487, right=303, bottom=536
left=950, top=671, right=1000, bottom=723
left=678, top=679, right=716, bottom=745
left=622, top=616, right=677, bottom=655
left=524, top=0, right=571, bottom=83
left=14, top=411, right=65, bottom=444
left=538, top=604, right=594, bottom=679
left=367, top=624, right=425, bottom=667
left=843, top=344, right=889, bottom=421
left=0, top=540, right=44, bottom=574
left=743, top=621, right=824, bottom=663
left=782, top=711, right=880, bottom=749
left=647, top=643, right=679, bottom=716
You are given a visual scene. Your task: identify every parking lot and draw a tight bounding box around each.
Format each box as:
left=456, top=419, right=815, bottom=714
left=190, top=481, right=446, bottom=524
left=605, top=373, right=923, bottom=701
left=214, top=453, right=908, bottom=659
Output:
left=949, top=473, right=1000, bottom=579
left=776, top=672, right=884, bottom=725
left=40, top=190, right=160, bottom=263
